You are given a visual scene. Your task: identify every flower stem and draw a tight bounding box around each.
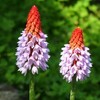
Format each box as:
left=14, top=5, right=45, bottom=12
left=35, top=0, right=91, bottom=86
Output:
left=70, top=77, right=76, bottom=100
left=29, top=76, right=35, bottom=100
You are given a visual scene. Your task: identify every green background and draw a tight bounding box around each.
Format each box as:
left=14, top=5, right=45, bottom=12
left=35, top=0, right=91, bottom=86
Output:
left=0, top=0, right=100, bottom=100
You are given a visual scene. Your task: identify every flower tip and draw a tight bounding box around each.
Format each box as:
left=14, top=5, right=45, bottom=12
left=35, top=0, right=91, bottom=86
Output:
left=69, top=26, right=84, bottom=49
left=28, top=5, right=39, bottom=18
left=77, top=26, right=81, bottom=29
left=26, top=5, right=41, bottom=35
left=74, top=27, right=82, bottom=33
left=31, top=5, right=38, bottom=11
left=33, top=5, right=36, bottom=7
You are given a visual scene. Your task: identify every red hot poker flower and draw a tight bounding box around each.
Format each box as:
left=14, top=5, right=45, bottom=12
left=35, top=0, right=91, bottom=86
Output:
left=16, top=5, right=50, bottom=75
left=59, top=27, right=92, bottom=82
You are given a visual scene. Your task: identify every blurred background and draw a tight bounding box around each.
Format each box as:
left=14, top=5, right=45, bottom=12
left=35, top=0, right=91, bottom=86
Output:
left=0, top=0, right=100, bottom=100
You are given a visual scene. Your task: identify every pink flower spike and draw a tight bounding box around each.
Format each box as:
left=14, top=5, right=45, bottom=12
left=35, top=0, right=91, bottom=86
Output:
left=59, top=27, right=92, bottom=82
left=16, top=5, right=50, bottom=75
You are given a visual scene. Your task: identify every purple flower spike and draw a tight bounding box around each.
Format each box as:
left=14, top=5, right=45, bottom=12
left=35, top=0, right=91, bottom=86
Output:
left=59, top=27, right=92, bottom=82
left=16, top=6, right=50, bottom=75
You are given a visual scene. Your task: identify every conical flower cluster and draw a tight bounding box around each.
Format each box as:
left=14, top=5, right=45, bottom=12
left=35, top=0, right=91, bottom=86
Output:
left=59, top=27, right=92, bottom=82
left=16, top=5, right=50, bottom=75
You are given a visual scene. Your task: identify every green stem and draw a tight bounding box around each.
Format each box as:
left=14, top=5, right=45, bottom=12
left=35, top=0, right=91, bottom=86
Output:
left=29, top=76, right=35, bottom=100
left=70, top=77, right=76, bottom=100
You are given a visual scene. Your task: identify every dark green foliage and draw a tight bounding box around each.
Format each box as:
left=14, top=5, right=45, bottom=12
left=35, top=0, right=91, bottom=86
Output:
left=0, top=0, right=100, bottom=100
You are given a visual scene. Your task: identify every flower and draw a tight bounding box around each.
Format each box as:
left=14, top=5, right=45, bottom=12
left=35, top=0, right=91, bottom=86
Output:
left=16, top=5, right=50, bottom=75
left=59, top=27, right=92, bottom=82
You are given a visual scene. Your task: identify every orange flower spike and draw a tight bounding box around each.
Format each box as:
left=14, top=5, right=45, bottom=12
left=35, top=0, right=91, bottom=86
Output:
left=69, top=27, right=84, bottom=49
left=60, top=27, right=92, bottom=82
left=25, top=5, right=41, bottom=38
left=16, top=5, right=50, bottom=75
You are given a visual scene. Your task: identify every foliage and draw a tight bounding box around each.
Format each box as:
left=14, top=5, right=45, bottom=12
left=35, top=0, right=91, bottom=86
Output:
left=0, top=0, right=100, bottom=100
